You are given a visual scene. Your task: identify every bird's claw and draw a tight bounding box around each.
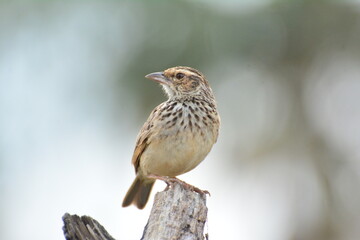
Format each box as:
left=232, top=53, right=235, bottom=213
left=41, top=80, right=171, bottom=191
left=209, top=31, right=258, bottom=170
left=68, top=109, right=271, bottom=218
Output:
left=147, top=174, right=210, bottom=196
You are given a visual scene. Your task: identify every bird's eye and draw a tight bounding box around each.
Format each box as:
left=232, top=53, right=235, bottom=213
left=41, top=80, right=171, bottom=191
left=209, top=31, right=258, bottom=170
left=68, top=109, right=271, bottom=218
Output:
left=175, top=73, right=185, bottom=80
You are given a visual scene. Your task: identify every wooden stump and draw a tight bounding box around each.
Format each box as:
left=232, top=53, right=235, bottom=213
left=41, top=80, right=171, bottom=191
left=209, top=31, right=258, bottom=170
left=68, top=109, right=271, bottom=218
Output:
left=62, top=182, right=208, bottom=240
left=62, top=213, right=115, bottom=240
left=141, top=183, right=208, bottom=240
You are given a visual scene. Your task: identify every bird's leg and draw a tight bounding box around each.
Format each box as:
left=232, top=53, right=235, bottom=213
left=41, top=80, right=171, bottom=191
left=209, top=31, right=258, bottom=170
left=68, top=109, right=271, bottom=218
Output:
left=147, top=174, right=173, bottom=190
left=147, top=174, right=210, bottom=196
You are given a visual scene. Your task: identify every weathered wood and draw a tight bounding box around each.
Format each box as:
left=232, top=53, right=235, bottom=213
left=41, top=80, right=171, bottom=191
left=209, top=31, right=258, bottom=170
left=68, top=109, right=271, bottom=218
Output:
left=141, top=183, right=208, bottom=240
left=62, top=213, right=115, bottom=240
left=62, top=182, right=208, bottom=240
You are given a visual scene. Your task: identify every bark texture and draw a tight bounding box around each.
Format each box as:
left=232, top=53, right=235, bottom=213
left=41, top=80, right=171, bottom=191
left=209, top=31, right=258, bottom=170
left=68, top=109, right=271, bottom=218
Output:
left=62, top=213, right=115, bottom=240
left=141, top=183, right=208, bottom=240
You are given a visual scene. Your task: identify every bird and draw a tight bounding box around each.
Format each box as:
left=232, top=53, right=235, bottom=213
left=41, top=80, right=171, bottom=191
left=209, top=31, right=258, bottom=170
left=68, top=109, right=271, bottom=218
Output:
left=122, top=66, right=220, bottom=209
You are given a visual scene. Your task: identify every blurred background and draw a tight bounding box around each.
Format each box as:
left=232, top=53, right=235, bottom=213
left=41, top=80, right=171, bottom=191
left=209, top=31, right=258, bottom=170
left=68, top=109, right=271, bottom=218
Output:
left=1, top=0, right=360, bottom=239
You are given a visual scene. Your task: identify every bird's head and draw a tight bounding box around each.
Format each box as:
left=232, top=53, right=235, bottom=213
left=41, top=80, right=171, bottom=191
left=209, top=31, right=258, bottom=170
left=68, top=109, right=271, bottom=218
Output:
left=145, top=66, right=213, bottom=100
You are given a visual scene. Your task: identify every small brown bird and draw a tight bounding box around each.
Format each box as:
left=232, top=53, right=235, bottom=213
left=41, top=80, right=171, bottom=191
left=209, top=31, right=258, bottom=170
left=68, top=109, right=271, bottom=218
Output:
left=122, top=66, right=220, bottom=209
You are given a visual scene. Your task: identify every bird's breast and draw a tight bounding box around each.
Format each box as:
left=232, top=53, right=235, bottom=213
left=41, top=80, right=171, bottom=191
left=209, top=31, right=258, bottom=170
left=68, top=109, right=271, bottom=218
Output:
left=140, top=125, right=216, bottom=177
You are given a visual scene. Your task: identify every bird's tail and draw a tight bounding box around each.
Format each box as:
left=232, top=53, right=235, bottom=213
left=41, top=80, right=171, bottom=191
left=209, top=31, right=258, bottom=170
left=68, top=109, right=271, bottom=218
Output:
left=122, top=176, right=155, bottom=209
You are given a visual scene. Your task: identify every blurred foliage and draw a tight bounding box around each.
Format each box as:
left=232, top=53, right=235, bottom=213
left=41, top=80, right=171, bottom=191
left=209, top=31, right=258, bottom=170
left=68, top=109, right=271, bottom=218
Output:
left=119, top=0, right=360, bottom=110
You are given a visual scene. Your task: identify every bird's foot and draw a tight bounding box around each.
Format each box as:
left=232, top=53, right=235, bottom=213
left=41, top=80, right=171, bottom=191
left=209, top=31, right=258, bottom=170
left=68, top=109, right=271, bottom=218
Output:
left=147, top=174, right=210, bottom=196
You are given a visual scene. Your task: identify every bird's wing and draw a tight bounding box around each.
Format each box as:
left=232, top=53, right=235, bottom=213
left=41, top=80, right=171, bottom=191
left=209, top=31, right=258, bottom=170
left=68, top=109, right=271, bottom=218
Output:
left=131, top=106, right=161, bottom=173
left=131, top=128, right=151, bottom=173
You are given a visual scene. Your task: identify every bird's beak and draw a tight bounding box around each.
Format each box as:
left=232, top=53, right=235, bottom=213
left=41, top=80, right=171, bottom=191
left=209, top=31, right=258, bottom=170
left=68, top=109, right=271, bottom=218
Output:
left=145, top=72, right=170, bottom=85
